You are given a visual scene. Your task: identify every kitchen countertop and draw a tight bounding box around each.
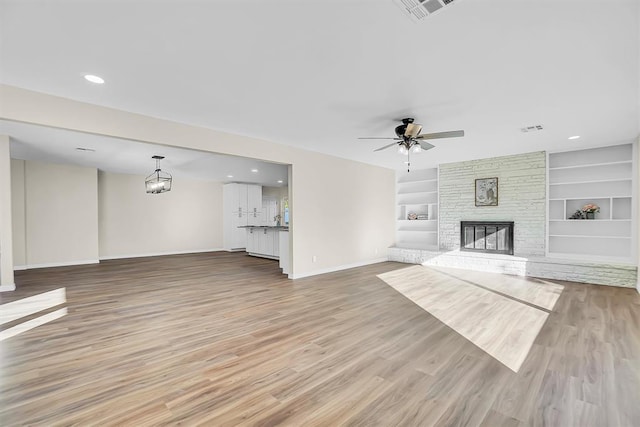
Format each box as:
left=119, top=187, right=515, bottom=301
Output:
left=238, top=225, right=289, bottom=230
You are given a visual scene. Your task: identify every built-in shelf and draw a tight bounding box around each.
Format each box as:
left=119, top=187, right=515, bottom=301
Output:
left=549, top=219, right=631, bottom=223
left=397, top=189, right=438, bottom=196
left=548, top=160, right=632, bottom=170
left=395, top=167, right=439, bottom=250
left=547, top=143, right=635, bottom=261
left=397, top=178, right=438, bottom=184
left=397, top=192, right=438, bottom=206
left=549, top=234, right=631, bottom=239
left=392, top=242, right=438, bottom=251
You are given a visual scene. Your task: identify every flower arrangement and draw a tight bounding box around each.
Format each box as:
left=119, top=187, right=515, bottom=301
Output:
left=568, top=210, right=584, bottom=220
left=582, top=204, right=600, bottom=213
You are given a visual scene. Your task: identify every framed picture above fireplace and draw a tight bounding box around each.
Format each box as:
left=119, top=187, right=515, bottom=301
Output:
left=475, top=177, right=498, bottom=207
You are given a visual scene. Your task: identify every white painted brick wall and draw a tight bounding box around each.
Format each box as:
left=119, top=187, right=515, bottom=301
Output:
left=389, top=150, right=638, bottom=288
left=439, top=151, right=546, bottom=257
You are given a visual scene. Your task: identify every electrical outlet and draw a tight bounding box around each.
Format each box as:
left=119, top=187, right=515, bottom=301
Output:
left=312, top=255, right=317, bottom=263
left=375, top=248, right=379, bottom=255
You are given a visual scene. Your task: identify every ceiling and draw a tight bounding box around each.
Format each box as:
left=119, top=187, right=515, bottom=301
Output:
left=0, top=120, right=289, bottom=186
left=0, top=0, right=638, bottom=171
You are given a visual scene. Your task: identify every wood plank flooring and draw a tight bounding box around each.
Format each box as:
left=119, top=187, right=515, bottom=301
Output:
left=377, top=265, right=561, bottom=372
left=1, top=252, right=639, bottom=426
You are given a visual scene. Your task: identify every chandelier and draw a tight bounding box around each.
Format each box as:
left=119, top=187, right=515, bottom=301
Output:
left=145, top=155, right=172, bottom=194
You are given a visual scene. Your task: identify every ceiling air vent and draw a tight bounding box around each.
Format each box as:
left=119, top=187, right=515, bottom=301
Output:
left=393, top=0, right=462, bottom=23
left=521, top=125, right=544, bottom=133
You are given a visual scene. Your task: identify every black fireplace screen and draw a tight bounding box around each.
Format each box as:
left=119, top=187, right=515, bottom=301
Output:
left=460, top=221, right=514, bottom=255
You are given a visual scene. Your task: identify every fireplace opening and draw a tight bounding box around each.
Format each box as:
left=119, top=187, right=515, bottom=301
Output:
left=460, top=221, right=514, bottom=255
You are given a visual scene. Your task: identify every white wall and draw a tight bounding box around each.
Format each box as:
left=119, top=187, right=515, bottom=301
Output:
left=10, top=159, right=26, bottom=266
left=637, top=138, right=640, bottom=291
left=12, top=159, right=99, bottom=268
left=292, top=156, right=394, bottom=275
left=0, top=136, right=15, bottom=290
left=99, top=171, right=223, bottom=258
left=0, top=85, right=396, bottom=278
left=439, top=151, right=546, bottom=257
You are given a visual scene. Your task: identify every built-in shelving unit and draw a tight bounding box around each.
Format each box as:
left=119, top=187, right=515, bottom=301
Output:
left=547, top=143, right=636, bottom=261
left=395, top=167, right=438, bottom=250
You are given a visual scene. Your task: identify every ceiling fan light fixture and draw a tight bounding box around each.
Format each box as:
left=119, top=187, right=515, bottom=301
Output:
left=358, top=117, right=465, bottom=171
left=145, top=155, right=172, bottom=194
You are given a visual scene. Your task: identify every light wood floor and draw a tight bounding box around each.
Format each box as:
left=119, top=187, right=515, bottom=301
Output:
left=378, top=265, right=563, bottom=372
left=1, top=252, right=639, bottom=426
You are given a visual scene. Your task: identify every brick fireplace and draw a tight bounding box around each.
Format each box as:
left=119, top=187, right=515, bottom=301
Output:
left=460, top=221, right=514, bottom=255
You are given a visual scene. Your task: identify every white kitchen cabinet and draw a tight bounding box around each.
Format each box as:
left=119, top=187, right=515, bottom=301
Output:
left=247, top=184, right=262, bottom=225
left=246, top=227, right=257, bottom=253
left=238, top=184, right=248, bottom=214
left=245, top=227, right=280, bottom=259
left=259, top=228, right=270, bottom=255
left=271, top=230, right=280, bottom=257
left=223, top=183, right=263, bottom=250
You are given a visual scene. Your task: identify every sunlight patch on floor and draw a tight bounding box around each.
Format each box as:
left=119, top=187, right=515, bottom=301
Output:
left=0, top=307, right=67, bottom=341
left=0, top=288, right=67, bottom=341
left=377, top=266, right=564, bottom=372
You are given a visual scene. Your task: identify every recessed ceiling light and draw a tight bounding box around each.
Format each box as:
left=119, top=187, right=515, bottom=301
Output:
left=277, top=180, right=283, bottom=183
left=568, top=135, right=580, bottom=140
left=251, top=169, right=258, bottom=173
left=84, top=74, right=105, bottom=84
left=226, top=175, right=233, bottom=178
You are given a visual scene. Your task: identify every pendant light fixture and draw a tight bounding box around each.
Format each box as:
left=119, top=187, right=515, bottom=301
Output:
left=145, top=155, right=172, bottom=194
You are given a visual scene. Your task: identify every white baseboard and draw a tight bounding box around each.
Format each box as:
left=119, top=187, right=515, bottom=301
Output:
left=290, top=257, right=388, bottom=280
left=0, top=283, right=16, bottom=292
left=247, top=252, right=279, bottom=261
left=99, top=248, right=224, bottom=261
left=14, top=259, right=100, bottom=271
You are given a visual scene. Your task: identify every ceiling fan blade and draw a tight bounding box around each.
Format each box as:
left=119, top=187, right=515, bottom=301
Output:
left=416, top=130, right=465, bottom=140
left=358, top=137, right=401, bottom=140
left=419, top=141, right=436, bottom=151
left=374, top=142, right=399, bottom=152
left=405, top=123, right=422, bottom=138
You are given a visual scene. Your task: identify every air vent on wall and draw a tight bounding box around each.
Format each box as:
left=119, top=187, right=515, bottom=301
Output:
left=393, top=0, right=461, bottom=23
left=521, top=125, right=544, bottom=133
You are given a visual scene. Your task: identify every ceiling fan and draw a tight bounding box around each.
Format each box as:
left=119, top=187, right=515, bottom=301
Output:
left=358, top=118, right=464, bottom=171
